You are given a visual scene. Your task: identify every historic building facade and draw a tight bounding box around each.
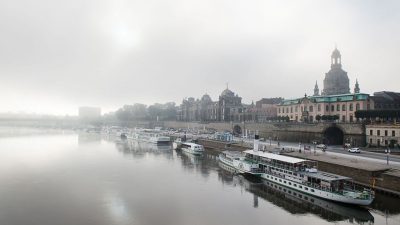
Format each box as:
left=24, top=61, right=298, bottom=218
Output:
left=277, top=93, right=373, bottom=123
left=366, top=124, right=400, bottom=147
left=277, top=48, right=374, bottom=123
left=176, top=88, right=281, bottom=122
left=177, top=88, right=244, bottom=122
left=370, top=91, right=400, bottom=110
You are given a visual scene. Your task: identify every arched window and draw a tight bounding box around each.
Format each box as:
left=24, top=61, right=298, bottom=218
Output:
left=331, top=105, right=334, bottom=111
left=336, top=104, right=340, bottom=111
left=356, top=103, right=360, bottom=110
left=326, top=105, right=329, bottom=112
left=317, top=104, right=321, bottom=112
left=349, top=104, right=353, bottom=111
left=342, top=104, right=346, bottom=111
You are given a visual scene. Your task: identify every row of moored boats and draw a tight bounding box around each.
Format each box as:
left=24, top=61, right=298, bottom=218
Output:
left=111, top=127, right=374, bottom=206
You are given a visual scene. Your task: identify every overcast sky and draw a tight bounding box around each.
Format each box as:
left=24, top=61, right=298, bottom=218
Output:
left=1, top=0, right=399, bottom=115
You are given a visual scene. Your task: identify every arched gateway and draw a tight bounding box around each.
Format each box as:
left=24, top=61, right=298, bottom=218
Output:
left=323, top=126, right=344, bottom=145
left=233, top=125, right=242, bottom=135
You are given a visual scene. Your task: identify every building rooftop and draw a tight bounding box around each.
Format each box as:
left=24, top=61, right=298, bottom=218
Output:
left=280, top=93, right=370, bottom=106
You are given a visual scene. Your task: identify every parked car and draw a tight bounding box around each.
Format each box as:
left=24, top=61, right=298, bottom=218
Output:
left=348, top=147, right=361, bottom=153
left=316, top=144, right=327, bottom=149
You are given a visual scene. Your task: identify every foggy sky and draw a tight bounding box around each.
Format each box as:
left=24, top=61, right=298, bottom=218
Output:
left=1, top=0, right=399, bottom=115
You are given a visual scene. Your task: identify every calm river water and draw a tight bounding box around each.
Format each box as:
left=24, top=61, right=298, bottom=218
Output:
left=0, top=128, right=398, bottom=225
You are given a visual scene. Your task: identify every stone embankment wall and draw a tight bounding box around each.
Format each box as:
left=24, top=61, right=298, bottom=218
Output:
left=163, top=121, right=365, bottom=145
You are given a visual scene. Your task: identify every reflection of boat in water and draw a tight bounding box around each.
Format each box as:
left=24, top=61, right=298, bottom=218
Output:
left=178, top=149, right=204, bottom=165
left=217, top=165, right=374, bottom=224
left=114, top=138, right=172, bottom=158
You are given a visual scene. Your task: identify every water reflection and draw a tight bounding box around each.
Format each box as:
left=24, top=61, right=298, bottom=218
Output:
left=113, top=139, right=173, bottom=159
left=217, top=164, right=375, bottom=224
left=1, top=129, right=396, bottom=225
left=78, top=132, right=101, bottom=145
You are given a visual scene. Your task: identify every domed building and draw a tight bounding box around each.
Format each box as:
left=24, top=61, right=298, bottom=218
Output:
left=177, top=86, right=245, bottom=122
left=277, top=47, right=374, bottom=125
left=219, top=87, right=243, bottom=121
left=322, top=48, right=350, bottom=95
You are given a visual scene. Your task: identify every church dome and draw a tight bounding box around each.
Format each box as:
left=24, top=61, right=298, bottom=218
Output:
left=221, top=88, right=235, bottom=97
left=201, top=93, right=212, bottom=103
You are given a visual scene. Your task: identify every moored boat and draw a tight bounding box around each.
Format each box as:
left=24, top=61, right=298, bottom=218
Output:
left=173, top=138, right=183, bottom=150
left=243, top=149, right=374, bottom=206
left=131, top=128, right=170, bottom=144
left=218, top=151, right=263, bottom=176
left=181, top=142, right=204, bottom=155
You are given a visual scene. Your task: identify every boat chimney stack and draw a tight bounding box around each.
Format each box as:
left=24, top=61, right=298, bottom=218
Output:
left=253, top=133, right=260, bottom=151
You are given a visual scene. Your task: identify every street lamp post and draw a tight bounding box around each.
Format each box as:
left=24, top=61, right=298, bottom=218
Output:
left=385, top=148, right=391, bottom=165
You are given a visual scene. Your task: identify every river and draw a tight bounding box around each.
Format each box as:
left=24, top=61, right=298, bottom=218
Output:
left=0, top=127, right=398, bottom=225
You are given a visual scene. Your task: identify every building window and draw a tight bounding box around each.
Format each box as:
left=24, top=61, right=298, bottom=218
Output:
left=290, top=107, right=293, bottom=113
left=370, top=130, right=373, bottom=135
left=342, top=104, right=346, bottom=111
left=392, top=130, right=396, bottom=137
left=385, top=130, right=388, bottom=136
left=325, top=105, right=329, bottom=112
left=309, top=106, right=313, bottom=112
left=317, top=104, right=321, bottom=112
left=295, top=106, right=298, bottom=112
left=385, top=140, right=388, bottom=146
left=337, top=104, right=340, bottom=111
left=342, top=115, right=345, bottom=122
left=377, top=130, right=381, bottom=136
left=278, top=108, right=281, bottom=113
left=331, top=105, right=334, bottom=111
left=356, top=103, right=360, bottom=110
left=301, top=106, right=303, bottom=112
left=286, top=108, right=289, bottom=113
left=350, top=104, right=353, bottom=111
left=369, top=138, right=372, bottom=144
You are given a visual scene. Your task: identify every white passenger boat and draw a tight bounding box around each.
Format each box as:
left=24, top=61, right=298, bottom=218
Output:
left=218, top=151, right=263, bottom=176
left=181, top=142, right=204, bottom=155
left=132, top=128, right=170, bottom=144
left=243, top=149, right=374, bottom=206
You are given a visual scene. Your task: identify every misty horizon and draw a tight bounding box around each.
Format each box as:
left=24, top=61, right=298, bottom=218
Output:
left=1, top=0, right=399, bottom=115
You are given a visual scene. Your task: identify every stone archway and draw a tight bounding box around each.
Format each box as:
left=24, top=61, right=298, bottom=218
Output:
left=233, top=125, right=242, bottom=135
left=323, top=126, right=344, bottom=145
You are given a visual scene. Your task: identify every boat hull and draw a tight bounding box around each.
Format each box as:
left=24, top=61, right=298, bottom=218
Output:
left=260, top=173, right=373, bottom=206
left=181, top=147, right=204, bottom=155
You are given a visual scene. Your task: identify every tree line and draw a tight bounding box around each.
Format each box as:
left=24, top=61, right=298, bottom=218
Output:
left=355, top=109, right=400, bottom=120
left=115, top=102, right=177, bottom=121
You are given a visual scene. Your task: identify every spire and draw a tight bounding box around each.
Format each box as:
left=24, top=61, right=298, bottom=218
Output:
left=331, top=46, right=342, bottom=68
left=354, top=79, right=360, bottom=93
left=313, top=81, right=320, bottom=96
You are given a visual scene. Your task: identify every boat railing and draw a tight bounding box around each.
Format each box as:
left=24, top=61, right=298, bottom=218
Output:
left=264, top=171, right=373, bottom=199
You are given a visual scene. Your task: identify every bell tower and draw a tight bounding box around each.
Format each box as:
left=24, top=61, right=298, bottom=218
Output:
left=331, top=47, right=342, bottom=68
